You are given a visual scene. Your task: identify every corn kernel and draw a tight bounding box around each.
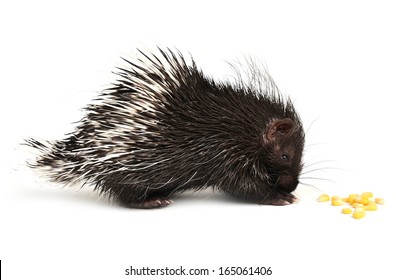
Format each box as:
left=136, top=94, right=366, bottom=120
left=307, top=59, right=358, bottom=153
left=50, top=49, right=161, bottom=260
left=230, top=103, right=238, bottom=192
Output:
left=361, top=192, right=374, bottom=198
left=375, top=198, right=385, bottom=205
left=365, top=203, right=378, bottom=211
left=317, top=194, right=330, bottom=202
left=342, top=208, right=352, bottom=214
left=355, top=196, right=369, bottom=205
left=331, top=199, right=344, bottom=206
left=348, top=194, right=358, bottom=204
left=353, top=208, right=366, bottom=219
left=316, top=191, right=383, bottom=220
left=352, top=203, right=364, bottom=208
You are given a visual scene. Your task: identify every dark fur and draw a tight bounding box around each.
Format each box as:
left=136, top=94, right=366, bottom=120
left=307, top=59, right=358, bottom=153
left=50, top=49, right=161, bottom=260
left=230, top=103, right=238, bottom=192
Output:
left=27, top=48, right=305, bottom=208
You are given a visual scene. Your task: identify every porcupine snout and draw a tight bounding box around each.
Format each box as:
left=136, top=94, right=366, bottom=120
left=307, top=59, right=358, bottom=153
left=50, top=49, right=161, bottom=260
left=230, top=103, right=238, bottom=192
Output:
left=277, top=173, right=299, bottom=192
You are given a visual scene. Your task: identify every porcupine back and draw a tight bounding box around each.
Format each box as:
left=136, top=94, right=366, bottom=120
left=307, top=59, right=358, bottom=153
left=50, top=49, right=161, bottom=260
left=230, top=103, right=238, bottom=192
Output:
left=27, top=48, right=304, bottom=207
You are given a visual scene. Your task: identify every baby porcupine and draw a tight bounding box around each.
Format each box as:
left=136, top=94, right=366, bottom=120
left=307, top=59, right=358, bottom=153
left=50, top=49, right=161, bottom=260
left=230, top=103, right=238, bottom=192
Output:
left=27, top=48, right=305, bottom=208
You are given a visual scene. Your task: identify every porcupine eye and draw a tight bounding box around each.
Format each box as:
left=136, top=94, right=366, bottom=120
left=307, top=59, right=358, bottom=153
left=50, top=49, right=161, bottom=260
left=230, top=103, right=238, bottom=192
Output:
left=281, top=154, right=289, bottom=162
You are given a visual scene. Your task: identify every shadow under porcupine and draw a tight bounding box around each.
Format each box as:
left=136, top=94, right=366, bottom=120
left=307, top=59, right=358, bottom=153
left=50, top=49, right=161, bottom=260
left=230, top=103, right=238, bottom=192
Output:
left=26, top=48, right=305, bottom=209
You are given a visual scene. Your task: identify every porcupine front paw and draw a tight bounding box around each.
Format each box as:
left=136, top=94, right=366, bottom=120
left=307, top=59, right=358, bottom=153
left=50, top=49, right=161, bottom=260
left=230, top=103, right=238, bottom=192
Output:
left=125, top=197, right=174, bottom=209
left=269, top=193, right=298, bottom=206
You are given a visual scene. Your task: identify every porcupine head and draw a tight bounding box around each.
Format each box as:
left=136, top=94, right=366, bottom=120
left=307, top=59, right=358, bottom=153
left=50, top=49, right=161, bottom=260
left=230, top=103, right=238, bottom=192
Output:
left=26, top=48, right=305, bottom=209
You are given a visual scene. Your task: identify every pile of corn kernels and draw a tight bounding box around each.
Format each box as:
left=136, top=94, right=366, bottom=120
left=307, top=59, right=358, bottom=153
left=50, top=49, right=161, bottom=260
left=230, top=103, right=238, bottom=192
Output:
left=317, top=192, right=384, bottom=219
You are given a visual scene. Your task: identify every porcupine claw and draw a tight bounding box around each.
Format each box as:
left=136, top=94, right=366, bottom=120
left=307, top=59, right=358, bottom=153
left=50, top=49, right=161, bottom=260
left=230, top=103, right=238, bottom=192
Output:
left=139, top=198, right=174, bottom=209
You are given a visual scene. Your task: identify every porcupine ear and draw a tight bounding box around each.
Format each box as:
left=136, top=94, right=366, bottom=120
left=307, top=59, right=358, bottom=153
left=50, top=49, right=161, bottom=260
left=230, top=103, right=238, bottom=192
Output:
left=265, top=118, right=295, bottom=142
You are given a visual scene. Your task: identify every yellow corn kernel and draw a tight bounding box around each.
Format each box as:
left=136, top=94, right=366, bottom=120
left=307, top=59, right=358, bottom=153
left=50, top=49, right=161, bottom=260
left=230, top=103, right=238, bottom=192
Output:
left=352, top=203, right=364, bottom=208
left=375, top=198, right=385, bottom=205
left=353, top=208, right=366, bottom=219
left=348, top=194, right=358, bottom=204
left=361, top=192, right=374, bottom=199
left=331, top=199, right=344, bottom=206
left=341, top=208, right=352, bottom=214
left=331, top=196, right=340, bottom=201
left=355, top=196, right=369, bottom=205
left=317, top=194, right=330, bottom=202
left=342, top=197, right=350, bottom=202
left=365, top=203, right=378, bottom=211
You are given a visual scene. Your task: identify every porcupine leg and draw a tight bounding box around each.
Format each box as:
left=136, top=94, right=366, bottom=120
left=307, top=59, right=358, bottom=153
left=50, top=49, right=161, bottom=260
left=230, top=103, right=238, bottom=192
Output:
left=98, top=178, right=174, bottom=209
left=117, top=192, right=174, bottom=209
left=119, top=188, right=174, bottom=209
left=222, top=183, right=298, bottom=206
left=267, top=192, right=298, bottom=206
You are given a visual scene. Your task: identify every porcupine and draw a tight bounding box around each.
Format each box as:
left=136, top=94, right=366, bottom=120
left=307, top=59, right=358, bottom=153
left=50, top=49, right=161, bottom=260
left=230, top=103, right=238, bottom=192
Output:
left=26, top=48, right=305, bottom=209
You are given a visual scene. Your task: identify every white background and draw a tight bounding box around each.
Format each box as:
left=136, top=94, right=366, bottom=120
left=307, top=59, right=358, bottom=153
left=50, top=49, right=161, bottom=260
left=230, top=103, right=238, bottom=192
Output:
left=1, top=0, right=396, bottom=279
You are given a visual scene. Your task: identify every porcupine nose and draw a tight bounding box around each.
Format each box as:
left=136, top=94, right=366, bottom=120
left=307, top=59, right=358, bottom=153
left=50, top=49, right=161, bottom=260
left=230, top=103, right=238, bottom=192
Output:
left=278, top=174, right=299, bottom=192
